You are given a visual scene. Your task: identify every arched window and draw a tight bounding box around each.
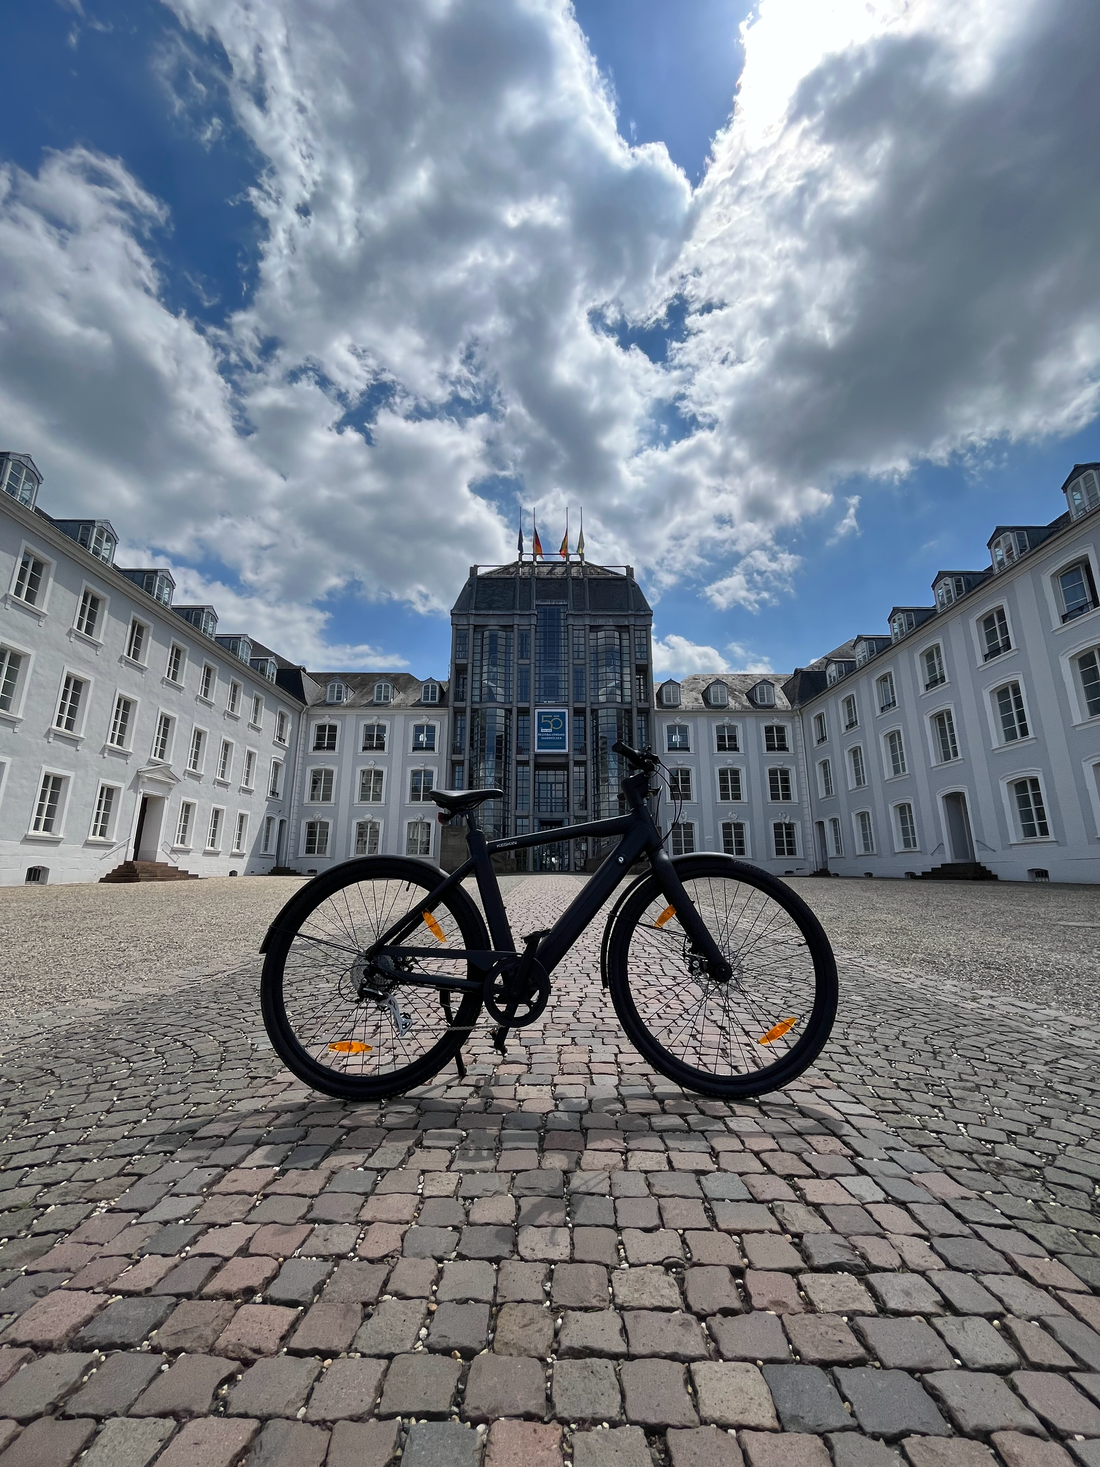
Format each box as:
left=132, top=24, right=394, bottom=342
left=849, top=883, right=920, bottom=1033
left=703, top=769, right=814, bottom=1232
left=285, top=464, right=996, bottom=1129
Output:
left=326, top=681, right=346, bottom=704
left=705, top=681, right=728, bottom=708
left=659, top=680, right=681, bottom=708
left=750, top=680, right=775, bottom=707
left=373, top=681, right=393, bottom=705
left=421, top=682, right=439, bottom=704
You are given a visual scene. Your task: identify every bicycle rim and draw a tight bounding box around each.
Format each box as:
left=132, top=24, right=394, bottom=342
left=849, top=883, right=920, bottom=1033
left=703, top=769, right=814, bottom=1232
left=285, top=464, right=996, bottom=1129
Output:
left=608, top=856, right=837, bottom=1097
left=261, top=859, right=485, bottom=1099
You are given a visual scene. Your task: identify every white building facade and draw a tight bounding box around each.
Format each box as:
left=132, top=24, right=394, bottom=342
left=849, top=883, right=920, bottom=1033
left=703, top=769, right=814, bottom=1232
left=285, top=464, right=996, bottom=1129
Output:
left=793, top=465, right=1100, bottom=883
left=0, top=461, right=303, bottom=884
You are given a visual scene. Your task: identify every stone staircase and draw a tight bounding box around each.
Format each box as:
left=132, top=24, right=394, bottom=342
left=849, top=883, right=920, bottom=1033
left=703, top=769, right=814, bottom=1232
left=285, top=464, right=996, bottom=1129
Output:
left=100, top=860, right=200, bottom=884
left=916, top=860, right=999, bottom=881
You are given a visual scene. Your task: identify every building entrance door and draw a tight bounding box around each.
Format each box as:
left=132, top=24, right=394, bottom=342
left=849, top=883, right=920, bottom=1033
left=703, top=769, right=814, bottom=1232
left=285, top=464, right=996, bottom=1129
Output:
left=815, top=821, right=828, bottom=871
left=534, top=820, right=566, bottom=872
left=134, top=795, right=166, bottom=861
left=943, top=791, right=975, bottom=863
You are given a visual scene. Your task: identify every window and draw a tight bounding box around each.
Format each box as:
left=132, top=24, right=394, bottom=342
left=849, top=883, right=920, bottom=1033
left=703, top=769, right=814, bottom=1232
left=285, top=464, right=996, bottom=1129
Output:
left=1066, top=467, right=1100, bottom=519
left=716, top=724, right=739, bottom=752
left=455, top=629, right=469, bottom=661
left=932, top=710, right=959, bottom=763
left=819, top=759, right=833, bottom=798
left=355, top=820, right=380, bottom=855
left=705, top=682, right=728, bottom=708
left=773, top=822, right=797, bottom=858
left=187, top=728, right=206, bottom=773
left=896, top=803, right=918, bottom=850
left=848, top=746, right=866, bottom=788
left=635, top=671, right=647, bottom=704
left=406, top=819, right=431, bottom=856
left=410, top=769, right=435, bottom=802
left=885, top=729, right=907, bottom=777
left=413, top=723, right=436, bottom=751
left=326, top=680, right=346, bottom=704
left=573, top=764, right=587, bottom=811
left=670, top=821, right=695, bottom=856
left=91, top=783, right=117, bottom=840
left=125, top=619, right=147, bottom=663
left=250, top=694, right=263, bottom=728
left=153, top=713, right=173, bottom=762
left=856, top=810, right=875, bottom=854
left=3, top=458, right=39, bottom=507
left=535, top=768, right=568, bottom=814
left=722, top=821, right=747, bottom=857
left=175, top=801, right=194, bottom=848
left=455, top=670, right=468, bottom=702
left=314, top=723, right=338, bottom=752
left=768, top=767, right=793, bottom=802
left=362, top=723, right=386, bottom=751
left=304, top=820, right=330, bottom=857
left=516, top=765, right=530, bottom=812
left=166, top=645, right=185, bottom=684
left=877, top=672, right=896, bottom=712
left=108, top=695, right=134, bottom=750
left=813, top=712, right=827, bottom=744
left=659, top=681, right=681, bottom=707
left=217, top=740, right=233, bottom=781
left=195, top=664, right=213, bottom=702
left=841, top=696, right=858, bottom=732
left=922, top=644, right=945, bottom=690
left=991, top=530, right=1030, bottom=572
left=234, top=813, right=248, bottom=852
left=275, top=710, right=289, bottom=744
left=422, top=682, right=439, bottom=704
left=309, top=768, right=335, bottom=803
left=751, top=681, right=775, bottom=707
left=243, top=751, right=256, bottom=789
left=995, top=682, right=1029, bottom=743
left=1077, top=649, right=1100, bottom=718
left=452, top=762, right=466, bottom=790
left=55, top=674, right=86, bottom=734
left=718, top=767, right=742, bottom=802
left=74, top=588, right=102, bottom=639
left=359, top=768, right=384, bottom=802
left=262, top=816, right=276, bottom=854
left=1056, top=559, right=1099, bottom=624
left=227, top=681, right=241, bottom=715
left=0, top=647, right=24, bottom=714
left=669, top=768, right=692, bottom=801
left=31, top=773, right=65, bottom=834
left=829, top=817, right=843, bottom=856
left=1012, top=777, right=1050, bottom=840
left=374, top=681, right=393, bottom=704
left=764, top=724, right=789, bottom=751
left=666, top=724, right=690, bottom=751
left=981, top=607, right=1011, bottom=660
left=13, top=552, right=46, bottom=607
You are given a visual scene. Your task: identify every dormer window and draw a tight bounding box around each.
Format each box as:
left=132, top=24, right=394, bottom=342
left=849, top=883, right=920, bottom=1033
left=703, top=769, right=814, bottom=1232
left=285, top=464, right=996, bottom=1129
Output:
left=991, top=531, right=1030, bottom=573
left=1066, top=468, right=1100, bottom=520
left=935, top=575, right=967, bottom=611
left=374, top=681, right=393, bottom=705
left=326, top=681, right=347, bottom=704
left=1, top=455, right=41, bottom=510
left=659, top=681, right=681, bottom=708
left=704, top=681, right=728, bottom=708
left=422, top=682, right=440, bottom=704
left=891, top=610, right=918, bottom=642
left=750, top=680, right=775, bottom=707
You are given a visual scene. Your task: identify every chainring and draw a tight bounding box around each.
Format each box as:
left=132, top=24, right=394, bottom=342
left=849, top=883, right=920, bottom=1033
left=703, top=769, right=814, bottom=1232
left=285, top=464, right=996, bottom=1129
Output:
left=483, top=957, right=550, bottom=1027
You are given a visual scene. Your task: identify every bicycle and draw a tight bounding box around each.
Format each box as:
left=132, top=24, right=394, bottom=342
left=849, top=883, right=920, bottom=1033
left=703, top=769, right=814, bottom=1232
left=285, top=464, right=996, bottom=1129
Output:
left=259, top=741, right=838, bottom=1101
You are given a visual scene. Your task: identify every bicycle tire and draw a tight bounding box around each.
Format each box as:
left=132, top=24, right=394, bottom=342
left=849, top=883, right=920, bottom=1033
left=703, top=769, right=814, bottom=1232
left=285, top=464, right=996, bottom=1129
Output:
left=261, top=856, right=487, bottom=1101
left=606, top=854, right=837, bottom=1098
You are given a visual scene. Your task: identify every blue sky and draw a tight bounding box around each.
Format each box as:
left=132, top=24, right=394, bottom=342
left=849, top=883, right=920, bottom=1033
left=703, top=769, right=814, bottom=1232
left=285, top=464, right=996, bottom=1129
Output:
left=2, top=0, right=1098, bottom=678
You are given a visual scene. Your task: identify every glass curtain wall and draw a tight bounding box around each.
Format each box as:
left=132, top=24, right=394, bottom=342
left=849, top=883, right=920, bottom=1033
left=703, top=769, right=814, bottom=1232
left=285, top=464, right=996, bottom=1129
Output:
left=470, top=708, right=511, bottom=838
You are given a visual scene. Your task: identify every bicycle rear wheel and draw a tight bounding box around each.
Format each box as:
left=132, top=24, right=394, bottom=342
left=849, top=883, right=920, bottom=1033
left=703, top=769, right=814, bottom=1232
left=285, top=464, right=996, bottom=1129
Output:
left=261, top=857, right=487, bottom=1100
left=606, top=855, right=837, bottom=1098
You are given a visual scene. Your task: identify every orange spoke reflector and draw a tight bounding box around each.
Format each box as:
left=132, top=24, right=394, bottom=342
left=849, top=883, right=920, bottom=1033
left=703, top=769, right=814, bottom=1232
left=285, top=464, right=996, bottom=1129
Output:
left=328, top=1041, right=372, bottom=1054
left=422, top=911, right=447, bottom=943
left=758, top=1017, right=798, bottom=1046
left=654, top=904, right=677, bottom=929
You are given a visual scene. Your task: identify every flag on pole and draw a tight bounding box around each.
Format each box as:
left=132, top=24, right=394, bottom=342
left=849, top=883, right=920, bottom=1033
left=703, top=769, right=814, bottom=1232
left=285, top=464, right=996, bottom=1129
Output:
left=559, top=509, right=569, bottom=559
left=517, top=518, right=524, bottom=559
left=532, top=514, right=543, bottom=559
left=577, top=508, right=585, bottom=560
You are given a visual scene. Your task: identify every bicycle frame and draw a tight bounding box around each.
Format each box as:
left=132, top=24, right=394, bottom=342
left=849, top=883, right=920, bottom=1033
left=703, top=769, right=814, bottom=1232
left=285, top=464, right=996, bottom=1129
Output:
left=364, top=771, right=731, bottom=991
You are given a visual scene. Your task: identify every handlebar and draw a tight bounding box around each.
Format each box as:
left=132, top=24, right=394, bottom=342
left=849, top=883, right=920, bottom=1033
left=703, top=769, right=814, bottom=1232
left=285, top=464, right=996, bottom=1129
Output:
left=612, top=740, right=662, bottom=772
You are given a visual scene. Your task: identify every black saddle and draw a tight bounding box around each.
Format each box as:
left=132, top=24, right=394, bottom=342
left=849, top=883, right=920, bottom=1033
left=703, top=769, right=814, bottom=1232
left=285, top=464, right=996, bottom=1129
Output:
left=429, top=787, right=504, bottom=814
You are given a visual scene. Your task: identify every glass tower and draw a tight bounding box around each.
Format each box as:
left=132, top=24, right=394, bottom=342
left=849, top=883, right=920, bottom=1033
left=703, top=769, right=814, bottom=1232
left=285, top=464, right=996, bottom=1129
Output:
left=449, top=557, right=653, bottom=871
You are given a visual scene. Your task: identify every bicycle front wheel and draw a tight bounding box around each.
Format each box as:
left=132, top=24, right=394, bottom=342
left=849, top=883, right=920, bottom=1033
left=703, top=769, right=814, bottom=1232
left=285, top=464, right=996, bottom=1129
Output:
left=606, top=855, right=837, bottom=1098
left=261, top=857, right=486, bottom=1101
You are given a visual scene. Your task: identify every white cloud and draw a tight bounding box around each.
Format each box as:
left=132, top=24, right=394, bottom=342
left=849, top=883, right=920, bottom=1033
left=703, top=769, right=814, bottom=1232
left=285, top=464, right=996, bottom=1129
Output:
left=827, top=495, right=861, bottom=545
left=652, top=633, right=730, bottom=678
left=1, top=0, right=1099, bottom=665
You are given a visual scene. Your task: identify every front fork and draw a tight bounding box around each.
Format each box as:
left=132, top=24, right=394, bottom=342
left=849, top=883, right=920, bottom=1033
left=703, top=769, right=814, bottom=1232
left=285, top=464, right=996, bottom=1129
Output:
left=649, top=847, right=732, bottom=981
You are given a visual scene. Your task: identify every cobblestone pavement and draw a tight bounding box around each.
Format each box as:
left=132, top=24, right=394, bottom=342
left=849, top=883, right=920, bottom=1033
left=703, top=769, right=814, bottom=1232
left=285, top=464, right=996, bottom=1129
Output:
left=1, top=874, right=1098, bottom=1467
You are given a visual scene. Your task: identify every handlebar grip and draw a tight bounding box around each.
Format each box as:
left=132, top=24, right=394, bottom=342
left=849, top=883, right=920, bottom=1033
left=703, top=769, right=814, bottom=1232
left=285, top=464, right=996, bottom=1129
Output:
left=612, top=740, right=658, bottom=770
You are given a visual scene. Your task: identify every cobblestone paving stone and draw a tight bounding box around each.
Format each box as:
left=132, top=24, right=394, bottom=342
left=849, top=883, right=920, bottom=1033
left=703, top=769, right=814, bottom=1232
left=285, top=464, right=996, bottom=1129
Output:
left=0, top=875, right=1099, bottom=1467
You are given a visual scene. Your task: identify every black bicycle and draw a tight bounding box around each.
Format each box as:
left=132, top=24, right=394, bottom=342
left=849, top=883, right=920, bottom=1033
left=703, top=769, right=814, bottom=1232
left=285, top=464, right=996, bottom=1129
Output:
left=259, top=742, right=838, bottom=1101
